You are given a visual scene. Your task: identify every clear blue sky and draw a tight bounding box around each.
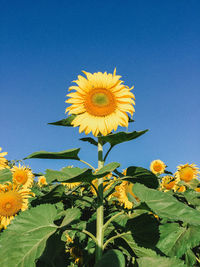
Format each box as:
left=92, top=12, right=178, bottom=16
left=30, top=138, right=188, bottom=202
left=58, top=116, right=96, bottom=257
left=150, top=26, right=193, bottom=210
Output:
left=1, top=0, right=200, bottom=174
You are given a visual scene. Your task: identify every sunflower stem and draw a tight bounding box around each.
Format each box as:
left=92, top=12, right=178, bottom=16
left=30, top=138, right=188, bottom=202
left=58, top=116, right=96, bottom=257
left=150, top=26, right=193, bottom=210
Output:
left=95, top=136, right=104, bottom=263
left=79, top=159, right=96, bottom=171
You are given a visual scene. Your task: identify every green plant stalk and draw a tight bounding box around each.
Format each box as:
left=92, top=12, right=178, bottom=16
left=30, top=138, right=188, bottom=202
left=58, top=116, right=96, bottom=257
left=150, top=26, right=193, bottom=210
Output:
left=95, top=136, right=104, bottom=262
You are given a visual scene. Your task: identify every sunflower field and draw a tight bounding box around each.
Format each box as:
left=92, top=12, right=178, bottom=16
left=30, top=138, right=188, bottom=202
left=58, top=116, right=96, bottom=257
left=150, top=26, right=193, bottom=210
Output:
left=0, top=70, right=200, bottom=267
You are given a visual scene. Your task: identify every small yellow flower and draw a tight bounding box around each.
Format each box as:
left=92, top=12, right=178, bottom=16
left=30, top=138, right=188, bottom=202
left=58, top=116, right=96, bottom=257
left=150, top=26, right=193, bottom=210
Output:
left=195, top=188, right=200, bottom=193
left=38, top=176, right=48, bottom=187
left=160, top=176, right=177, bottom=191
left=175, top=163, right=199, bottom=183
left=12, top=164, right=34, bottom=188
left=150, top=160, right=166, bottom=175
left=0, top=147, right=9, bottom=170
left=176, top=185, right=186, bottom=193
left=65, top=69, right=135, bottom=136
left=91, top=172, right=114, bottom=197
left=0, top=182, right=34, bottom=229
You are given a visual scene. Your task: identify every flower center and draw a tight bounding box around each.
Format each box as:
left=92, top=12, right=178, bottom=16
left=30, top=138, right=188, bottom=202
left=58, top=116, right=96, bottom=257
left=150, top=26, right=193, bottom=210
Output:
left=84, top=88, right=116, bottom=116
left=180, top=167, right=194, bottom=182
left=0, top=191, right=23, bottom=216
left=153, top=163, right=163, bottom=172
left=13, top=170, right=28, bottom=185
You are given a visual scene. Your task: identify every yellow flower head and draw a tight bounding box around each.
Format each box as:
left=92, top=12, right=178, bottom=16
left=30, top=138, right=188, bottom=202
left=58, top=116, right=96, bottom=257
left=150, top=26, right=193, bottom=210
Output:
left=195, top=188, right=200, bottom=193
left=150, top=160, right=166, bottom=175
left=0, top=147, right=9, bottom=170
left=113, top=181, right=139, bottom=209
left=175, top=163, right=199, bottom=183
left=0, top=182, right=34, bottom=229
left=38, top=176, right=48, bottom=187
left=12, top=164, right=34, bottom=188
left=160, top=175, right=177, bottom=191
left=65, top=69, right=135, bottom=136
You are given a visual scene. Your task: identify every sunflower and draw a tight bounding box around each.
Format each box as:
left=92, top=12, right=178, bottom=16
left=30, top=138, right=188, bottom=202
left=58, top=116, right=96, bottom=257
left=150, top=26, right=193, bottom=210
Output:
left=0, top=182, right=34, bottom=229
left=175, top=163, right=199, bottom=183
left=38, top=176, right=48, bottom=187
left=65, top=69, right=135, bottom=136
left=12, top=164, right=34, bottom=188
left=150, top=160, right=166, bottom=175
left=113, top=181, right=139, bottom=209
left=195, top=188, right=200, bottom=193
left=0, top=147, right=9, bottom=170
left=160, top=175, right=177, bottom=191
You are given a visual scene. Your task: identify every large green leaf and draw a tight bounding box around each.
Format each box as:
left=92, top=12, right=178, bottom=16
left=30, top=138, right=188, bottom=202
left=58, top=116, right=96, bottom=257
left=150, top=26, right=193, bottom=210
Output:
left=157, top=223, right=200, bottom=258
left=45, top=167, right=92, bottom=183
left=48, top=114, right=77, bottom=127
left=125, top=213, right=159, bottom=248
left=132, top=183, right=200, bottom=225
left=137, top=255, right=186, bottom=267
left=94, top=249, right=125, bottom=267
left=120, top=233, right=157, bottom=258
left=125, top=166, right=159, bottom=189
left=24, top=148, right=80, bottom=160
left=0, top=168, right=12, bottom=183
left=94, top=162, right=120, bottom=177
left=99, top=130, right=148, bottom=147
left=0, top=204, right=58, bottom=267
left=60, top=208, right=81, bottom=227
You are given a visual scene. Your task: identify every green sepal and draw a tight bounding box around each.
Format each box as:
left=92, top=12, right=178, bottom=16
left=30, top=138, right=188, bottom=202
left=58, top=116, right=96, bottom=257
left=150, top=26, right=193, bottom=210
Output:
left=48, top=114, right=77, bottom=127
left=24, top=148, right=80, bottom=160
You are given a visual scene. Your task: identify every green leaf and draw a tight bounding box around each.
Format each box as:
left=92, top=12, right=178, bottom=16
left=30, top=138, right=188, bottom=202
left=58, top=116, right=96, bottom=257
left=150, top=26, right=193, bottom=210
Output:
left=0, top=204, right=58, bottom=267
left=48, top=114, right=77, bottom=127
left=80, top=137, right=98, bottom=146
left=0, top=168, right=12, bottom=183
left=95, top=249, right=125, bottom=267
left=157, top=223, right=200, bottom=258
left=132, top=183, right=200, bottom=225
left=183, top=190, right=200, bottom=206
left=31, top=185, right=66, bottom=206
left=24, top=148, right=80, bottom=160
left=121, top=233, right=157, bottom=258
left=60, top=208, right=81, bottom=227
left=185, top=249, right=197, bottom=267
left=45, top=167, right=92, bottom=183
left=126, top=213, right=159, bottom=248
left=37, top=232, right=66, bottom=267
left=99, top=130, right=148, bottom=147
left=94, top=162, right=120, bottom=177
left=125, top=166, right=159, bottom=189
left=137, top=255, right=186, bottom=267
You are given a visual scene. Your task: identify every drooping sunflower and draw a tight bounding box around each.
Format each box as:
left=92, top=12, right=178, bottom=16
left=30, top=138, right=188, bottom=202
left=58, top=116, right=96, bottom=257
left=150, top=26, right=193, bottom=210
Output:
left=65, top=70, right=135, bottom=136
left=150, top=159, right=166, bottom=175
left=175, top=163, right=199, bottom=183
left=0, top=147, right=9, bottom=170
left=12, top=164, right=34, bottom=188
left=160, top=175, right=177, bottom=191
left=38, top=176, right=48, bottom=187
left=0, top=182, right=34, bottom=229
left=113, top=181, right=139, bottom=209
